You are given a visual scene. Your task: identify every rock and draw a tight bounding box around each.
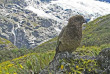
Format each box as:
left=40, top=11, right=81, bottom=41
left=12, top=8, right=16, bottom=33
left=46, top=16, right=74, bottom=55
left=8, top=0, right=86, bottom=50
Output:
left=40, top=52, right=96, bottom=74
left=97, top=48, right=110, bottom=73
left=40, top=52, right=72, bottom=74
left=40, top=48, right=110, bottom=74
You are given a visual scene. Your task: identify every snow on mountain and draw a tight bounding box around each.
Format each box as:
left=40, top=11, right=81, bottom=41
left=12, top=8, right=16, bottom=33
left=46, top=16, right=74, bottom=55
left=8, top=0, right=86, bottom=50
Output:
left=26, top=0, right=110, bottom=21
left=52, top=0, right=110, bottom=20
left=25, top=0, right=110, bottom=21
left=25, top=6, right=51, bottom=18
left=51, top=0, right=110, bottom=14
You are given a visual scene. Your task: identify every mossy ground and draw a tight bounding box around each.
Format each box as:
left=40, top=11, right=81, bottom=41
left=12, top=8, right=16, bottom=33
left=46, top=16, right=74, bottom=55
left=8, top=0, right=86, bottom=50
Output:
left=0, top=51, right=55, bottom=74
left=58, top=59, right=99, bottom=74
left=0, top=45, right=110, bottom=74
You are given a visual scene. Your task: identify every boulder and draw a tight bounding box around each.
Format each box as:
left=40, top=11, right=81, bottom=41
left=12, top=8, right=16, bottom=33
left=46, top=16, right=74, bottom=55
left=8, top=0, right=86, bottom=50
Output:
left=97, top=48, right=110, bottom=73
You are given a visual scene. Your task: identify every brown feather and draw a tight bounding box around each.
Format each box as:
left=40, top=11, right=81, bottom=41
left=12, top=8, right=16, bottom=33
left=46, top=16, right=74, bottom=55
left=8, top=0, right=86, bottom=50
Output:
left=55, top=15, right=86, bottom=54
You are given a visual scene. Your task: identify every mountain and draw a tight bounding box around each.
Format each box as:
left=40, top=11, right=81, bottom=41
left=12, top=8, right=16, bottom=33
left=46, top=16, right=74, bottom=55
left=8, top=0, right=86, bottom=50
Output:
left=0, top=0, right=110, bottom=48
left=0, top=0, right=62, bottom=48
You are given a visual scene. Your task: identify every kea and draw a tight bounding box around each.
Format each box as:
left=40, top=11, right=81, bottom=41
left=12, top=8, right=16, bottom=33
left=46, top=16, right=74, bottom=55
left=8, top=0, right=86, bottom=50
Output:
left=55, top=15, right=86, bottom=55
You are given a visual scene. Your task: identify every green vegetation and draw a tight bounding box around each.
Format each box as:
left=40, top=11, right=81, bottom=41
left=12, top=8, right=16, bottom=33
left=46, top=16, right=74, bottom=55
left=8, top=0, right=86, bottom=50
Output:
left=59, top=59, right=99, bottom=74
left=33, top=37, right=58, bottom=52
left=74, top=44, right=110, bottom=56
left=0, top=48, right=28, bottom=62
left=0, top=45, right=110, bottom=74
left=0, top=51, right=55, bottom=74
left=0, top=37, right=11, bottom=44
left=0, top=37, right=57, bottom=63
left=0, top=37, right=17, bottom=50
left=81, top=14, right=110, bottom=46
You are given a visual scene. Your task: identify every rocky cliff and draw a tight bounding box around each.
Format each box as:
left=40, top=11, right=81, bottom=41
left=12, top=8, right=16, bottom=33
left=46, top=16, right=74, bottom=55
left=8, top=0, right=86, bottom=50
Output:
left=0, top=0, right=64, bottom=48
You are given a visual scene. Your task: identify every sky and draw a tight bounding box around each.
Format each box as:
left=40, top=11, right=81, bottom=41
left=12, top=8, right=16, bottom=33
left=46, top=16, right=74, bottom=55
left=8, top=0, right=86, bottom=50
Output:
left=99, top=0, right=110, bottom=3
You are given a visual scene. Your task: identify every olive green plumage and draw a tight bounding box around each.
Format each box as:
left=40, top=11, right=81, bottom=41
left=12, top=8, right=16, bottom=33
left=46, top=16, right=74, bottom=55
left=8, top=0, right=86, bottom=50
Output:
left=56, top=15, right=86, bottom=54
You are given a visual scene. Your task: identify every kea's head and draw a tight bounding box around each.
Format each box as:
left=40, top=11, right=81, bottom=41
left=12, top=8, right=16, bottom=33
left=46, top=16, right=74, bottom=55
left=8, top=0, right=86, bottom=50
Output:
left=68, top=15, right=86, bottom=27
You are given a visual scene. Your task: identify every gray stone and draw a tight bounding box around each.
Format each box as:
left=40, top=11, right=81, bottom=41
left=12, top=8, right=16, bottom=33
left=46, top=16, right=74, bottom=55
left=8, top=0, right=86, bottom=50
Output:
left=97, top=48, right=110, bottom=73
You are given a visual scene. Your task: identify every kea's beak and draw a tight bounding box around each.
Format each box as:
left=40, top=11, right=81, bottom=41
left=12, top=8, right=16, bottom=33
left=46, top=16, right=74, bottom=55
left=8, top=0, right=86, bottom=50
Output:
left=84, top=20, right=87, bottom=23
left=83, top=20, right=87, bottom=24
left=82, top=20, right=87, bottom=25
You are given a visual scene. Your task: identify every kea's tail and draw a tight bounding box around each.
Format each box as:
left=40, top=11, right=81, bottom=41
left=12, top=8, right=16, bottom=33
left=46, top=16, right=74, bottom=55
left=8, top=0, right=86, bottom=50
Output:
left=54, top=41, right=61, bottom=58
left=49, top=42, right=61, bottom=65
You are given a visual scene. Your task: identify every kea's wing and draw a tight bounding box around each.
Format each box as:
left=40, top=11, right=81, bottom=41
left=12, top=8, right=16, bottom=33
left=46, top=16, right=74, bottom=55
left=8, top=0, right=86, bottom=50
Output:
left=55, top=26, right=66, bottom=54
left=57, top=26, right=66, bottom=44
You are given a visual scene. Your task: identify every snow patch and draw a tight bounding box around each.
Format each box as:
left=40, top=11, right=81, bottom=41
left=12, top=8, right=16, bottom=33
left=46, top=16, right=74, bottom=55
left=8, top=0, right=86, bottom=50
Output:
left=51, top=0, right=110, bottom=18
left=25, top=5, right=61, bottom=21
left=24, top=0, right=110, bottom=21
left=55, top=27, right=61, bottom=33
left=25, top=6, right=51, bottom=18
